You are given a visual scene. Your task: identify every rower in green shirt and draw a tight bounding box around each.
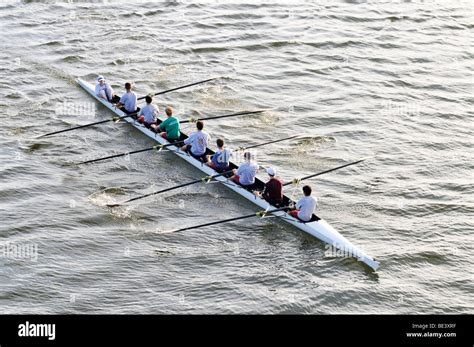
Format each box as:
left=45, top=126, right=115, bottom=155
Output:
left=152, top=106, right=180, bottom=141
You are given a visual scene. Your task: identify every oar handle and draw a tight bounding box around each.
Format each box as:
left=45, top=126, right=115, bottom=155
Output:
left=160, top=140, right=185, bottom=148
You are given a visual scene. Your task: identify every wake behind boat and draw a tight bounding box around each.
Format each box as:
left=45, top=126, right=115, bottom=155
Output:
left=76, top=77, right=380, bottom=271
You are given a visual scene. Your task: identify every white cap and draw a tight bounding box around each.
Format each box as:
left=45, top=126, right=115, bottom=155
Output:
left=266, top=167, right=276, bottom=176
left=97, top=75, right=105, bottom=82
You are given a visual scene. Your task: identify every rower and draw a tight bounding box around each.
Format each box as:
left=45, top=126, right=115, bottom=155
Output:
left=116, top=82, right=138, bottom=115
left=255, top=167, right=283, bottom=206
left=95, top=75, right=117, bottom=102
left=289, top=185, right=318, bottom=222
left=152, top=106, right=180, bottom=141
left=231, top=151, right=259, bottom=190
left=180, top=120, right=210, bottom=162
left=137, top=96, right=159, bottom=129
left=206, top=138, right=232, bottom=172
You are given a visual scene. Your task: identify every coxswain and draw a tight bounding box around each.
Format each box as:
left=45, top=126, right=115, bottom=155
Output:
left=95, top=75, right=117, bottom=102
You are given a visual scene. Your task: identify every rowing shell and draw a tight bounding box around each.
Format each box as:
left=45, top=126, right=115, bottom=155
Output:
left=77, top=78, right=380, bottom=271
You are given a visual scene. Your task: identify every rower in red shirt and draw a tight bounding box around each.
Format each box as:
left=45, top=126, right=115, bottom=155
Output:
left=255, top=167, right=283, bottom=207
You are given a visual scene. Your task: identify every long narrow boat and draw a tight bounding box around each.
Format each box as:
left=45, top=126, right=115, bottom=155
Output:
left=77, top=78, right=380, bottom=271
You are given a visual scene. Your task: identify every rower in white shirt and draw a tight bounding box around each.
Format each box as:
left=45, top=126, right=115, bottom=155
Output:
left=180, top=120, right=211, bottom=162
left=206, top=138, right=232, bottom=173
left=289, top=185, right=318, bottom=222
left=116, top=82, right=138, bottom=115
left=95, top=75, right=117, bottom=102
left=137, top=95, right=159, bottom=128
left=231, top=151, right=259, bottom=190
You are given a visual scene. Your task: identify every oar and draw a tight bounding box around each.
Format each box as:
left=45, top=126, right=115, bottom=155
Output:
left=37, top=113, right=136, bottom=138
left=162, top=207, right=289, bottom=234
left=41, top=108, right=264, bottom=139
left=283, top=157, right=369, bottom=186
left=180, top=110, right=267, bottom=124
left=107, top=135, right=299, bottom=207
left=76, top=140, right=185, bottom=165
left=37, top=77, right=218, bottom=138
left=80, top=120, right=296, bottom=167
left=106, top=169, right=234, bottom=207
left=138, top=77, right=218, bottom=100
left=239, top=135, right=299, bottom=150
left=158, top=159, right=370, bottom=233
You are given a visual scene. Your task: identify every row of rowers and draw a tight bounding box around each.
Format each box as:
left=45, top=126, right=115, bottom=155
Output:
left=95, top=76, right=318, bottom=222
